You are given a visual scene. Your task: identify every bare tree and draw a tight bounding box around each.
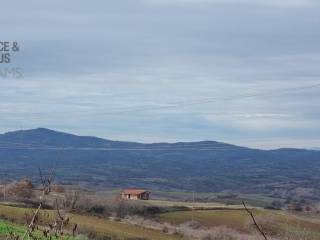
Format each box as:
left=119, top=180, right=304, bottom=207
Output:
left=38, top=168, right=54, bottom=196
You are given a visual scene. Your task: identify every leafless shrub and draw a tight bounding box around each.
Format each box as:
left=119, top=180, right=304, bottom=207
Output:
left=51, top=185, right=66, bottom=193
left=6, top=178, right=34, bottom=200
left=38, top=168, right=54, bottom=196
left=62, top=190, right=80, bottom=211
left=5, top=168, right=79, bottom=240
left=110, top=197, right=162, bottom=218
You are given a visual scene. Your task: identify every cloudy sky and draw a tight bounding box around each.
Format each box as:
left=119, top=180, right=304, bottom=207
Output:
left=1, top=0, right=320, bottom=149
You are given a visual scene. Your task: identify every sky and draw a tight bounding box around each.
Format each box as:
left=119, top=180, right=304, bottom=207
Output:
left=0, top=0, right=320, bottom=149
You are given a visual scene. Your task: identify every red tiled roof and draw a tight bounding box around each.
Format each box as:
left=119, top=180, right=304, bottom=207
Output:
left=122, top=189, right=148, bottom=195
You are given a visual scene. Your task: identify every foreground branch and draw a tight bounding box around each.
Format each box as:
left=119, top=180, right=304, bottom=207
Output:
left=22, top=202, right=42, bottom=240
left=242, top=201, right=268, bottom=240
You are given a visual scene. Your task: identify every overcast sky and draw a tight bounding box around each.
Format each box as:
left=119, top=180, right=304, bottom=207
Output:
left=1, top=0, right=320, bottom=149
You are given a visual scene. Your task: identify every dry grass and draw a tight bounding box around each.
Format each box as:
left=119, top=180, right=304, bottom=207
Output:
left=1, top=201, right=320, bottom=240
left=157, top=209, right=251, bottom=231
left=146, top=200, right=244, bottom=209
left=122, top=216, right=278, bottom=240
left=157, top=209, right=320, bottom=239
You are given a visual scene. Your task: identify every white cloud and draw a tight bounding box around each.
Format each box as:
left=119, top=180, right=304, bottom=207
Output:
left=1, top=0, right=320, bottom=148
left=143, top=0, right=316, bottom=7
left=230, top=138, right=320, bottom=149
left=204, top=113, right=316, bottom=131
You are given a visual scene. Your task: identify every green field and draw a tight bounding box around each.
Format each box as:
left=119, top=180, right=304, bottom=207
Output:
left=0, top=220, right=26, bottom=236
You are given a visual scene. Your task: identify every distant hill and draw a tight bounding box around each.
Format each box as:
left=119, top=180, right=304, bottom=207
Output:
left=0, top=128, right=140, bottom=148
left=0, top=128, right=242, bottom=149
left=0, top=128, right=320, bottom=201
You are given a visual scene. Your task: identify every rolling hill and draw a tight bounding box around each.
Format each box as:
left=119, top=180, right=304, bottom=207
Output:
left=0, top=128, right=320, bottom=201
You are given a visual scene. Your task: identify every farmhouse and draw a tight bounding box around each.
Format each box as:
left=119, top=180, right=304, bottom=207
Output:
left=121, top=189, right=150, bottom=200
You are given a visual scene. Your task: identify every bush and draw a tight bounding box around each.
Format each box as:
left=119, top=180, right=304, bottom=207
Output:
left=264, top=201, right=283, bottom=210
left=87, top=205, right=106, bottom=215
left=6, top=178, right=34, bottom=199
left=51, top=185, right=66, bottom=193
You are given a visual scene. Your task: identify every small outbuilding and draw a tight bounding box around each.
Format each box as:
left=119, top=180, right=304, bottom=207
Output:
left=121, top=189, right=150, bottom=200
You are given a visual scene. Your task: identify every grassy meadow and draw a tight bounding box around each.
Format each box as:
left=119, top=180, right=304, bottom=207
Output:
left=1, top=198, right=320, bottom=240
left=0, top=204, right=182, bottom=240
left=156, top=208, right=320, bottom=239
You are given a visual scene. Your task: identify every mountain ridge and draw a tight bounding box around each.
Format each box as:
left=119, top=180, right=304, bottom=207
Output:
left=0, top=127, right=308, bottom=151
left=0, top=128, right=320, bottom=201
